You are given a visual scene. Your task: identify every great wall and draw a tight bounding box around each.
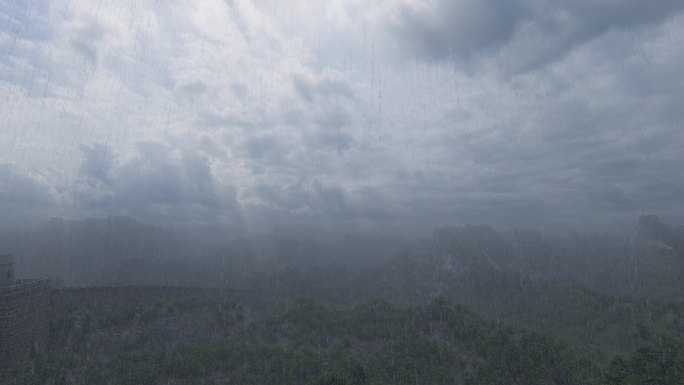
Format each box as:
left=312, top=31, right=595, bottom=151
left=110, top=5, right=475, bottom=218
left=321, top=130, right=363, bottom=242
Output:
left=0, top=282, right=297, bottom=381
left=0, top=249, right=410, bottom=380
left=0, top=277, right=51, bottom=380
left=2, top=216, right=681, bottom=380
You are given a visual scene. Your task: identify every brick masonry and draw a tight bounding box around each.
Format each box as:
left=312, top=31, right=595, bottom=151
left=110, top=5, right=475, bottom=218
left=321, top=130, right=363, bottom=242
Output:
left=0, top=279, right=51, bottom=381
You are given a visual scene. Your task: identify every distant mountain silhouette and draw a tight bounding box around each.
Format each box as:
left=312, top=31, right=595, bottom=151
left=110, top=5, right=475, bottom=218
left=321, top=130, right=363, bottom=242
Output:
left=635, top=215, right=684, bottom=253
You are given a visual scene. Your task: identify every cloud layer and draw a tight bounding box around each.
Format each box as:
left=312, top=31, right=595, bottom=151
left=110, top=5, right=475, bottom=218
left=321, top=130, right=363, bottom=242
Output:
left=1, top=0, right=684, bottom=232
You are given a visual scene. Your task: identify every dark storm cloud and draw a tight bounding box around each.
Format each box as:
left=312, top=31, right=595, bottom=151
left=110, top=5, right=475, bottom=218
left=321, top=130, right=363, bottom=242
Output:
left=390, top=0, right=684, bottom=73
left=390, top=0, right=523, bottom=63
left=251, top=179, right=390, bottom=225
left=239, top=133, right=298, bottom=176
left=285, top=73, right=361, bottom=156
left=308, top=181, right=349, bottom=217
left=0, top=163, right=56, bottom=205
left=115, top=142, right=227, bottom=208
left=2, top=0, right=684, bottom=232
left=252, top=181, right=309, bottom=211
left=75, top=142, right=237, bottom=222
left=312, top=109, right=355, bottom=152
left=251, top=179, right=347, bottom=215
left=80, top=143, right=113, bottom=182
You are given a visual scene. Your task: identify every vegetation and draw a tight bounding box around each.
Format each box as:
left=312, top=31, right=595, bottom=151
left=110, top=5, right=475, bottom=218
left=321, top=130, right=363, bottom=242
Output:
left=3, top=295, right=683, bottom=385
left=2, top=217, right=683, bottom=384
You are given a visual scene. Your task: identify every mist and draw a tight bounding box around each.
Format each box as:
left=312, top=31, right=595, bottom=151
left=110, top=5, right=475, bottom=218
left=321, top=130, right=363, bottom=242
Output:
left=1, top=1, right=684, bottom=384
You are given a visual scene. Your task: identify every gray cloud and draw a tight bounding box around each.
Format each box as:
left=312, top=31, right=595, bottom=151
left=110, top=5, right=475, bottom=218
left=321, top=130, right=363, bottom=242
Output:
left=74, top=142, right=237, bottom=223
left=176, top=80, right=209, bottom=95
left=1, top=1, right=684, bottom=232
left=0, top=163, right=56, bottom=206
left=204, top=112, right=258, bottom=130
left=391, top=0, right=524, bottom=63
left=69, top=22, right=104, bottom=65
left=389, top=0, right=684, bottom=74
left=292, top=74, right=355, bottom=104
left=80, top=143, right=113, bottom=182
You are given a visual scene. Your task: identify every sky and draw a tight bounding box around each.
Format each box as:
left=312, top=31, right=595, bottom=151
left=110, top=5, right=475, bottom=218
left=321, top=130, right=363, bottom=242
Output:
left=1, top=0, right=683, bottom=234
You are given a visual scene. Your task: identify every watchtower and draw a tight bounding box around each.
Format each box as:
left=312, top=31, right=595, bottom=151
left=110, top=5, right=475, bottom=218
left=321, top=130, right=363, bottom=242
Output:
left=0, top=253, right=14, bottom=286
left=0, top=253, right=50, bottom=380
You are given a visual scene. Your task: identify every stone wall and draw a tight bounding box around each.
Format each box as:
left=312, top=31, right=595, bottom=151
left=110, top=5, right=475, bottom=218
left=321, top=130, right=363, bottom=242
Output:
left=0, top=283, right=310, bottom=380
left=0, top=279, right=50, bottom=380
left=52, top=285, right=281, bottom=309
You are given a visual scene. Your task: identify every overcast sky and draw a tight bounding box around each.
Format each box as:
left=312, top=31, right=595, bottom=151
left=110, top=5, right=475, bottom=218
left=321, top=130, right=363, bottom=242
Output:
left=1, top=0, right=683, bottom=233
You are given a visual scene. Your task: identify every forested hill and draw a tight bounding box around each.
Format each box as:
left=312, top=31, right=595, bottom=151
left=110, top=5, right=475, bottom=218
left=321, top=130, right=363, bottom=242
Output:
left=6, top=295, right=683, bottom=384
left=2, top=216, right=684, bottom=383
left=3, top=215, right=682, bottom=299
